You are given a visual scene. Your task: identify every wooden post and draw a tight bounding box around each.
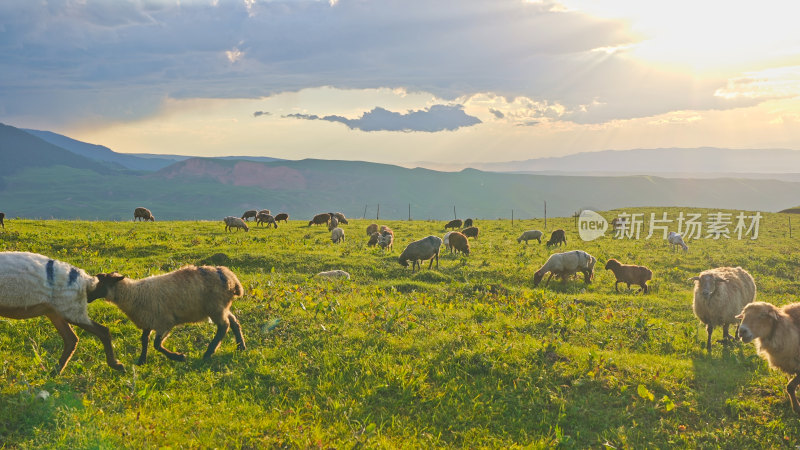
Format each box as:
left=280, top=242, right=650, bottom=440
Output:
left=511, top=209, right=514, bottom=227
left=453, top=205, right=457, bottom=220
left=408, top=203, right=411, bottom=221
left=544, top=201, right=547, bottom=230
left=377, top=204, right=380, bottom=221
left=363, top=204, right=367, bottom=219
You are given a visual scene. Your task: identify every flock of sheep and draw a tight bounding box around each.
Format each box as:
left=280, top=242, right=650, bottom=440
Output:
left=3, top=209, right=800, bottom=417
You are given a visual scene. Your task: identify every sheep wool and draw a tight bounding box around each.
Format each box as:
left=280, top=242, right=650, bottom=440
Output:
left=691, top=266, right=756, bottom=352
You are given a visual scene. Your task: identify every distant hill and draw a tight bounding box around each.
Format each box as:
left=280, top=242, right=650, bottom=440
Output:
left=780, top=207, right=800, bottom=214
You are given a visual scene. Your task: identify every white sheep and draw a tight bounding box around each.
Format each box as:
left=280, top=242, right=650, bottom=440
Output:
left=316, top=270, right=351, bottom=280
left=517, top=230, right=543, bottom=244
left=224, top=216, right=249, bottom=232
left=690, top=266, right=755, bottom=352
left=398, top=235, right=443, bottom=272
left=533, top=250, right=596, bottom=287
left=95, top=265, right=246, bottom=365
left=737, top=301, right=800, bottom=415
left=442, top=232, right=453, bottom=253
left=0, top=252, right=124, bottom=374
left=667, top=231, right=688, bottom=252
left=331, top=227, right=345, bottom=244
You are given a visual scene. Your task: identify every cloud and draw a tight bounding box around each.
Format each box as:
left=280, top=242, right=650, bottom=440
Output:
left=489, top=109, right=505, bottom=119
left=285, top=105, right=481, bottom=132
left=253, top=111, right=270, bottom=117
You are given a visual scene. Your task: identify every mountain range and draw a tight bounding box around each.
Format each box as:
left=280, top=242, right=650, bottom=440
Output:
left=2, top=122, right=800, bottom=220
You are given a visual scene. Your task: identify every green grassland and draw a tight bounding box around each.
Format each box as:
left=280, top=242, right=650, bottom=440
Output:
left=1, top=208, right=799, bottom=447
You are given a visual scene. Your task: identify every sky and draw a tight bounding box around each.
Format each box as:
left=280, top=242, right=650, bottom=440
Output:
left=1, top=0, right=800, bottom=166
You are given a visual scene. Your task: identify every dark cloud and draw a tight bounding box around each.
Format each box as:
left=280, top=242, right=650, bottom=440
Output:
left=285, top=105, right=481, bottom=132
left=253, top=111, right=270, bottom=117
left=489, top=108, right=505, bottom=119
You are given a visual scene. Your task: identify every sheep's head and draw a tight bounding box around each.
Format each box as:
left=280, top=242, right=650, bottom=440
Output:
left=533, top=270, right=545, bottom=286
left=91, top=272, right=127, bottom=302
left=690, top=272, right=726, bottom=299
left=397, top=256, right=409, bottom=267
left=736, top=302, right=780, bottom=343
left=604, top=259, right=621, bottom=271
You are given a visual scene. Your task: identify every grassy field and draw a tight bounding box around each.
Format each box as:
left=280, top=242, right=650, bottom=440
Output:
left=1, top=208, right=799, bottom=447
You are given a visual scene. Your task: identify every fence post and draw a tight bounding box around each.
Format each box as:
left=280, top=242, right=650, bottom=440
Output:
left=408, top=203, right=411, bottom=221
left=363, top=204, right=367, bottom=219
left=544, top=201, right=547, bottom=230
left=511, top=209, right=514, bottom=227
left=377, top=204, right=380, bottom=221
left=453, top=205, right=457, bottom=220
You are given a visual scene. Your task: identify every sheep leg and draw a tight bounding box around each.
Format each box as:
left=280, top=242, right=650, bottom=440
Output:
left=705, top=324, right=714, bottom=352
left=228, top=313, right=246, bottom=351
left=544, top=273, right=554, bottom=287
left=47, top=313, right=78, bottom=375
left=154, top=332, right=186, bottom=362
left=137, top=329, right=151, bottom=365
left=787, top=374, right=800, bottom=415
left=204, top=319, right=230, bottom=359
left=720, top=324, right=734, bottom=345
left=641, top=283, right=648, bottom=294
left=614, top=281, right=619, bottom=292
left=74, top=320, right=124, bottom=372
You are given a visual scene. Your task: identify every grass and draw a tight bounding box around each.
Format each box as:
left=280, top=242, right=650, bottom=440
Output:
left=1, top=207, right=799, bottom=447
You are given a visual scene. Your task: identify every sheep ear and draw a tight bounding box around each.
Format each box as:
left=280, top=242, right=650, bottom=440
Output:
left=769, top=310, right=779, bottom=321
left=688, top=276, right=700, bottom=282
left=714, top=275, right=727, bottom=283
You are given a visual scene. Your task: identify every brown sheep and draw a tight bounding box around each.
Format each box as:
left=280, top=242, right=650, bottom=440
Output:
left=464, top=218, right=474, bottom=227
left=332, top=212, right=349, bottom=225
left=274, top=213, right=289, bottom=223
left=461, top=226, right=479, bottom=238
left=546, top=229, right=566, bottom=247
left=308, top=213, right=331, bottom=227
left=256, top=212, right=277, bottom=228
left=241, top=210, right=258, bottom=221
left=380, top=225, right=394, bottom=237
left=134, top=207, right=155, bottom=222
left=448, top=232, right=470, bottom=256
left=0, top=211, right=4, bottom=228
left=738, top=302, right=800, bottom=415
left=366, top=223, right=379, bottom=236
left=604, top=259, right=652, bottom=293
left=257, top=209, right=270, bottom=216
left=367, top=231, right=381, bottom=247
left=445, top=219, right=463, bottom=230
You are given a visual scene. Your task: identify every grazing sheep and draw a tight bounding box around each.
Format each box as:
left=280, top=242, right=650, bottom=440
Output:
left=241, top=210, right=258, bottom=221
left=257, top=209, right=271, bottom=216
left=328, top=216, right=339, bottom=231
left=737, top=301, right=800, bottom=415
left=332, top=212, right=349, bottom=225
left=448, top=232, right=470, bottom=256
left=443, top=231, right=453, bottom=253
left=378, top=233, right=394, bottom=251
left=0, top=211, right=4, bottom=228
left=134, top=207, right=155, bottom=222
left=380, top=225, right=394, bottom=237
left=691, top=266, right=756, bottom=352
left=256, top=212, right=277, bottom=228
left=0, top=252, right=124, bottom=374
left=517, top=230, right=543, bottom=244
left=604, top=259, right=652, bottom=293
left=445, top=219, right=463, bottom=230
left=95, top=265, right=246, bottom=365
left=398, top=236, right=443, bottom=272
left=316, top=270, right=351, bottom=280
left=461, top=226, right=479, bottom=238
left=533, top=250, right=596, bottom=287
left=223, top=216, right=250, bottom=232
left=464, top=218, right=474, bottom=227
left=309, top=213, right=331, bottom=227
left=274, top=213, right=289, bottom=223
left=331, top=227, right=345, bottom=244
left=667, top=231, right=688, bottom=252
left=366, top=223, right=379, bottom=236
left=546, top=229, right=567, bottom=247
left=367, top=232, right=381, bottom=247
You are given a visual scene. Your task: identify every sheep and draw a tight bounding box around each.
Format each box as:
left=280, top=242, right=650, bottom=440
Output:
left=690, top=266, right=756, bottom=352
left=94, top=265, right=246, bottom=365
left=241, top=210, right=257, bottom=221
left=134, top=207, right=154, bottom=222
left=332, top=212, right=349, bottom=225
left=461, top=226, right=479, bottom=238
left=443, top=231, right=453, bottom=253
left=367, top=231, right=381, bottom=247
left=448, top=232, right=470, bottom=256
left=309, top=213, right=331, bottom=227
left=737, top=301, right=800, bottom=415
left=378, top=233, right=394, bottom=251
left=517, top=230, right=543, bottom=244
left=223, top=216, right=250, bottom=232
left=667, top=231, right=688, bottom=252
left=0, top=252, right=124, bottom=374
left=366, top=223, right=379, bottom=236
left=398, top=235, right=443, bottom=272
left=256, top=212, right=277, bottom=228
left=257, top=209, right=271, bottom=216
left=316, top=270, right=351, bottom=280
left=464, top=218, right=474, bottom=227
left=546, top=229, right=567, bottom=247
left=604, top=259, right=652, bottom=293
left=0, top=211, right=4, bottom=228
left=331, top=227, right=345, bottom=244
left=328, top=216, right=339, bottom=231
left=380, top=225, right=394, bottom=238
left=533, top=250, right=596, bottom=287
left=274, top=213, right=289, bottom=223
left=445, top=219, right=463, bottom=230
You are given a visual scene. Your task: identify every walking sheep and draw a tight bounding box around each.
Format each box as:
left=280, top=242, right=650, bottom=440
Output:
left=737, top=301, right=800, bottom=415
left=0, top=252, right=124, bottom=374
left=274, top=213, right=289, bottom=223
left=604, top=259, right=652, bottom=293
left=690, top=266, right=756, bottom=352
left=448, top=232, right=470, bottom=256
left=445, top=219, right=463, bottom=230
left=667, top=231, right=688, bottom=252
left=134, top=207, right=154, bottom=222
left=546, top=229, right=567, bottom=247
left=398, top=236, right=443, bottom=272
left=517, top=230, right=543, bottom=244
left=331, top=227, right=345, bottom=244
left=223, top=216, right=249, bottom=232
left=95, top=265, right=246, bottom=365
left=241, top=210, right=258, bottom=221
left=309, top=213, right=331, bottom=227
left=533, top=250, right=596, bottom=287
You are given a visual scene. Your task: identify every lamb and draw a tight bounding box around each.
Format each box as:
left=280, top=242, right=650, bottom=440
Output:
left=667, top=231, right=688, bottom=252
left=0, top=252, right=124, bottom=374
left=380, top=225, right=394, bottom=238
left=309, top=213, right=331, bottom=227
left=331, top=227, right=345, bottom=244
left=94, top=265, right=246, bottom=365
left=604, top=259, right=652, bottom=293
left=378, top=232, right=394, bottom=251
left=223, top=216, right=249, bottom=232
left=517, top=230, right=543, bottom=244
left=461, top=226, right=479, bottom=238
left=241, top=210, right=257, bottom=221
left=546, top=229, right=567, bottom=247
left=366, top=223, right=379, bottom=236
left=737, top=301, right=800, bottom=415
left=134, top=207, right=154, bottom=222
left=367, top=231, right=381, bottom=247
left=0, top=211, right=4, bottom=228
left=274, top=213, right=289, bottom=223
left=464, top=218, right=474, bottom=227
left=533, top=250, right=596, bottom=287
left=448, top=232, right=470, bottom=256
left=332, top=212, right=349, bottom=225
left=398, top=235, right=443, bottom=272
left=445, top=219, right=463, bottom=230
left=256, top=212, right=277, bottom=228
left=690, top=266, right=756, bottom=352
left=328, top=216, right=339, bottom=231
left=316, top=270, right=351, bottom=280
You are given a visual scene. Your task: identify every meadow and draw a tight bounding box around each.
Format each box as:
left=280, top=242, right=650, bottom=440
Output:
left=1, top=207, right=799, bottom=447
